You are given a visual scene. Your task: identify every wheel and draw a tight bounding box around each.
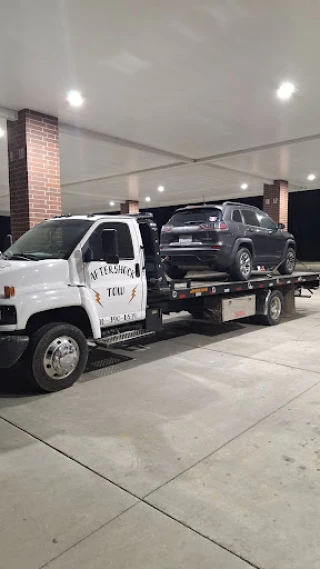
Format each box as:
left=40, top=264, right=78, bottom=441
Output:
left=163, top=262, right=187, bottom=280
left=258, top=290, right=283, bottom=326
left=27, top=322, right=88, bottom=392
left=229, top=248, right=252, bottom=281
left=278, top=248, right=296, bottom=275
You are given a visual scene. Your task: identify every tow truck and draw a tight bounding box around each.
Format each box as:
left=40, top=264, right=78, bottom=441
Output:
left=0, top=212, right=318, bottom=392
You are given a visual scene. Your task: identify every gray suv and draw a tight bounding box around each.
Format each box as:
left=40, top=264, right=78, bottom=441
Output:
left=160, top=202, right=296, bottom=281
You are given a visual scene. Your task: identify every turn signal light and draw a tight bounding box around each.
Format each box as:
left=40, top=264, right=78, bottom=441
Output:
left=4, top=286, right=15, bottom=298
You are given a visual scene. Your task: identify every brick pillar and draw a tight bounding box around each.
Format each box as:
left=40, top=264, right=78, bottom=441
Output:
left=263, top=179, right=288, bottom=229
left=7, top=109, right=61, bottom=241
left=120, top=200, right=139, bottom=215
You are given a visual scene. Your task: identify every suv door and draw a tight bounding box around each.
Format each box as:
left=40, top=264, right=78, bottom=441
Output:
left=257, top=212, right=286, bottom=264
left=84, top=221, right=144, bottom=327
left=240, top=209, right=264, bottom=263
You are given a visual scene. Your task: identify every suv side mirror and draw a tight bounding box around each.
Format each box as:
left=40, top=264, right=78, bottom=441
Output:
left=102, top=229, right=119, bottom=264
left=278, top=223, right=285, bottom=230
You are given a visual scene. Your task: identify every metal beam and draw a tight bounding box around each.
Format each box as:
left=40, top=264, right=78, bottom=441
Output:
left=196, top=132, right=320, bottom=163
left=0, top=107, right=18, bottom=121
left=62, top=161, right=187, bottom=188
left=59, top=123, right=194, bottom=163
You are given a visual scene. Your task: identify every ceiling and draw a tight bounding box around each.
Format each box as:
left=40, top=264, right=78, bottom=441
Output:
left=0, top=0, right=320, bottom=215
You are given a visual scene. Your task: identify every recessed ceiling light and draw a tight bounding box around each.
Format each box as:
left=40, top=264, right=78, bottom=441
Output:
left=276, top=81, right=296, bottom=101
left=307, top=173, right=316, bottom=181
left=145, top=196, right=151, bottom=202
left=109, top=201, right=115, bottom=206
left=66, top=90, right=84, bottom=108
left=157, top=185, right=164, bottom=192
left=240, top=183, right=248, bottom=190
left=0, top=127, right=5, bottom=138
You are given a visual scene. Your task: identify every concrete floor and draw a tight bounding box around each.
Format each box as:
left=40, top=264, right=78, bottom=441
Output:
left=1, top=291, right=320, bottom=569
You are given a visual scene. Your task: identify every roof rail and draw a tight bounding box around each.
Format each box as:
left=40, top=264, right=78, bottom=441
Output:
left=222, top=201, right=256, bottom=208
left=129, top=212, right=154, bottom=219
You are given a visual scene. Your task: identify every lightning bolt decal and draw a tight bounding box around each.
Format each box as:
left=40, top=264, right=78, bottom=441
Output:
left=92, top=290, right=103, bottom=307
left=129, top=285, right=138, bottom=303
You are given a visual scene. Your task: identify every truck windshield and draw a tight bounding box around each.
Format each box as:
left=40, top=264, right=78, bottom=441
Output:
left=4, top=219, right=93, bottom=261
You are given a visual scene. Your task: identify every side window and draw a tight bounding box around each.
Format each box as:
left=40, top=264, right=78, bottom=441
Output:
left=232, top=209, right=242, bottom=223
left=258, top=213, right=278, bottom=230
left=88, top=222, right=134, bottom=261
left=241, top=209, right=260, bottom=227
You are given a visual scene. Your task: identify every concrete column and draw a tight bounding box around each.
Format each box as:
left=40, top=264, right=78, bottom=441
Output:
left=7, top=109, right=61, bottom=241
left=263, top=179, right=288, bottom=229
left=120, top=200, right=139, bottom=215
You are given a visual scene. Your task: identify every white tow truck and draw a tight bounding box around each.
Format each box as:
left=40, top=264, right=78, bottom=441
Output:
left=0, top=213, right=318, bottom=392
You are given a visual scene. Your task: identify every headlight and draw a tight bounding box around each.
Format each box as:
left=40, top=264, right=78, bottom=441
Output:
left=0, top=306, right=17, bottom=324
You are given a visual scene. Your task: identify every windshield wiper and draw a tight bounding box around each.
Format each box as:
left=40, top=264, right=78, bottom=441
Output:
left=9, top=253, right=39, bottom=261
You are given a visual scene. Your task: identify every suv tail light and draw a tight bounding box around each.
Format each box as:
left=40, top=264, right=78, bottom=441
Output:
left=162, top=225, right=172, bottom=232
left=200, top=221, right=228, bottom=231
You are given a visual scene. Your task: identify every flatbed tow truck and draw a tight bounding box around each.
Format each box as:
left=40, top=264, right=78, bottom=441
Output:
left=0, top=213, right=318, bottom=392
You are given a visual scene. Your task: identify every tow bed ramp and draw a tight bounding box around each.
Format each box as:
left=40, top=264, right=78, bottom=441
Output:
left=167, top=272, right=320, bottom=300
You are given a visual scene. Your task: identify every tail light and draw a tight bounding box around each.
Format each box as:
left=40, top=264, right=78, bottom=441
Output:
left=162, top=225, right=172, bottom=232
left=200, top=221, right=228, bottom=231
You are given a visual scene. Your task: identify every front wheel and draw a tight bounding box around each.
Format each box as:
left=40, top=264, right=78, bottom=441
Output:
left=27, top=322, right=88, bottom=392
left=278, top=248, right=296, bottom=275
left=229, top=248, right=252, bottom=281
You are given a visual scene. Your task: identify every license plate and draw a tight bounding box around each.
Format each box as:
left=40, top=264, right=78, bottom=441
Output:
left=179, top=235, right=192, bottom=245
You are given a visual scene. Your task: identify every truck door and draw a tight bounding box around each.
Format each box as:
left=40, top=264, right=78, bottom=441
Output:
left=85, top=221, right=144, bottom=327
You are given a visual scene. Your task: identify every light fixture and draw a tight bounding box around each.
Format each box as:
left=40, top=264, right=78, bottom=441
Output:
left=66, top=90, right=84, bottom=108
left=157, top=185, right=164, bottom=192
left=307, top=173, right=316, bottom=181
left=276, top=81, right=296, bottom=101
left=240, top=183, right=248, bottom=190
left=109, top=201, right=115, bottom=206
left=145, top=196, right=151, bottom=202
left=0, top=127, right=5, bottom=138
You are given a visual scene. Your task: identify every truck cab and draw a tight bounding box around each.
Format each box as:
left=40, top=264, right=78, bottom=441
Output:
left=0, top=214, right=165, bottom=391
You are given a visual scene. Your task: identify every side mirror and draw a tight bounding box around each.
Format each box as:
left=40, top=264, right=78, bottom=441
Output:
left=278, top=223, right=285, bottom=230
left=102, top=229, right=119, bottom=264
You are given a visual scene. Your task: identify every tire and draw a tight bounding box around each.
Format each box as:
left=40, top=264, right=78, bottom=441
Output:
left=27, top=322, right=88, bottom=392
left=163, top=262, right=187, bottom=280
left=229, top=248, right=252, bottom=281
left=278, top=247, right=296, bottom=275
left=258, top=290, right=283, bottom=326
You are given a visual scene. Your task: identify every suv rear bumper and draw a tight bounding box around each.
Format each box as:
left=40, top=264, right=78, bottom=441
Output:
left=0, top=334, right=29, bottom=368
left=161, top=246, right=229, bottom=270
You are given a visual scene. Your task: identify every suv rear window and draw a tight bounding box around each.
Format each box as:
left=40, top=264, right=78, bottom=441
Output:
left=169, top=208, right=222, bottom=226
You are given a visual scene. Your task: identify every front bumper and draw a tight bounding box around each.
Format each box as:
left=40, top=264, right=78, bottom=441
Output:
left=0, top=335, right=29, bottom=368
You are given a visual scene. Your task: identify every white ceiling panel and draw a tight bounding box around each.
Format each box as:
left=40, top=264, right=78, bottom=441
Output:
left=1, top=0, right=320, bottom=157
left=212, top=139, right=320, bottom=189
left=59, top=130, right=178, bottom=185
left=62, top=163, right=270, bottom=214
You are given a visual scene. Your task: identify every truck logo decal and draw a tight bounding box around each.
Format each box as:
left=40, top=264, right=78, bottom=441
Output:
left=90, top=264, right=135, bottom=281
left=129, top=285, right=138, bottom=303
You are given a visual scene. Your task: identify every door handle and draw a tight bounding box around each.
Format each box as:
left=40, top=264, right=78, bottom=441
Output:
left=247, top=228, right=254, bottom=233
left=135, top=263, right=140, bottom=277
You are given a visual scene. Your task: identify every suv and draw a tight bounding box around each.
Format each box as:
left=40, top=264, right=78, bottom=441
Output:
left=160, top=202, right=296, bottom=281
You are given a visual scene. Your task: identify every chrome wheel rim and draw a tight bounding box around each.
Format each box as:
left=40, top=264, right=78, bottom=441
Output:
left=287, top=251, right=295, bottom=272
left=270, top=296, right=281, bottom=320
left=239, top=251, right=251, bottom=278
left=43, top=336, right=80, bottom=380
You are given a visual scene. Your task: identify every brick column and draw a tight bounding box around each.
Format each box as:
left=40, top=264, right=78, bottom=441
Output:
left=120, top=200, right=139, bottom=215
left=7, top=109, right=61, bottom=241
left=263, top=179, right=288, bottom=229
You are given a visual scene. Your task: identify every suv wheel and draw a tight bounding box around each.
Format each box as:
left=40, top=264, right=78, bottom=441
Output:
left=229, top=248, right=252, bottom=281
left=163, top=262, right=187, bottom=280
left=278, top=248, right=296, bottom=275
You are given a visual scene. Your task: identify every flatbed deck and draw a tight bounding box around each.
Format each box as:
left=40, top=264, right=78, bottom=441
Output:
left=166, top=271, right=320, bottom=300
